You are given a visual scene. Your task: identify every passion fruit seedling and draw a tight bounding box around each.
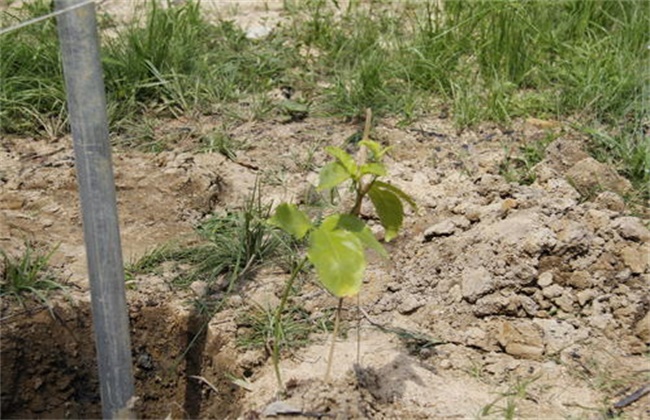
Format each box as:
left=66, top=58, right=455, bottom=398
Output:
left=268, top=109, right=416, bottom=391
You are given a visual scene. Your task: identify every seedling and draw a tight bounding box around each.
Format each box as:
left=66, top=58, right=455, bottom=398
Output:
left=268, top=109, right=415, bottom=390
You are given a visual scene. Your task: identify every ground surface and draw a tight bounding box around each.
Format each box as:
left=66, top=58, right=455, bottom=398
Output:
left=1, top=1, right=649, bottom=419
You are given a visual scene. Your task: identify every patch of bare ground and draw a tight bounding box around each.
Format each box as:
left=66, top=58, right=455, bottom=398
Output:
left=2, top=112, right=648, bottom=418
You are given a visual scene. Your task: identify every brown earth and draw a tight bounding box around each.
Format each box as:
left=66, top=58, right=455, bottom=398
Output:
left=2, top=111, right=648, bottom=419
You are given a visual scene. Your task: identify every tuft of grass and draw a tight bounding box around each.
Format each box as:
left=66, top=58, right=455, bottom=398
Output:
left=236, top=303, right=315, bottom=352
left=199, top=127, right=244, bottom=160
left=499, top=132, right=557, bottom=185
left=124, top=243, right=178, bottom=282
left=0, top=243, right=65, bottom=307
left=170, top=183, right=297, bottom=291
left=479, top=374, right=541, bottom=420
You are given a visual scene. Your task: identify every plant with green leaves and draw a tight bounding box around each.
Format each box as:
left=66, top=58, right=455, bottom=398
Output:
left=268, top=109, right=415, bottom=390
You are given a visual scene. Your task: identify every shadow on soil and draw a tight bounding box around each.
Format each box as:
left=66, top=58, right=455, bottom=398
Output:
left=0, top=301, right=241, bottom=419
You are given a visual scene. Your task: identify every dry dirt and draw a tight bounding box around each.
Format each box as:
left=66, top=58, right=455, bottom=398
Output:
left=1, top=2, right=649, bottom=419
left=2, top=111, right=649, bottom=419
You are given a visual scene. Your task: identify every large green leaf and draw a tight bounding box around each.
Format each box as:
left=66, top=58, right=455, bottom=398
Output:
left=318, top=161, right=351, bottom=191
left=268, top=203, right=312, bottom=239
left=373, top=180, right=417, bottom=210
left=320, top=214, right=388, bottom=258
left=360, top=162, right=387, bottom=177
left=324, top=146, right=358, bottom=176
left=308, top=226, right=366, bottom=298
left=368, top=185, right=403, bottom=242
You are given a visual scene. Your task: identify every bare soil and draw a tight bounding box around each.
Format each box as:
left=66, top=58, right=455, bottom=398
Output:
left=2, top=111, right=648, bottom=419
left=1, top=2, right=649, bottom=419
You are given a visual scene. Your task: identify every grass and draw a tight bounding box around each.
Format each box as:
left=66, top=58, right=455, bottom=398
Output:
left=1, top=0, right=647, bottom=194
left=236, top=302, right=323, bottom=352
left=0, top=243, right=65, bottom=307
left=479, top=374, right=541, bottom=419
left=499, top=131, right=558, bottom=185
left=125, top=183, right=297, bottom=293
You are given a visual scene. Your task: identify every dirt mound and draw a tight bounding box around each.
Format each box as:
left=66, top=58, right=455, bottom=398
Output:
left=1, top=116, right=648, bottom=418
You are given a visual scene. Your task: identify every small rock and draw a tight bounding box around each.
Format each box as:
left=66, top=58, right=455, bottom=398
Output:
left=423, top=219, right=457, bottom=240
left=473, top=294, right=509, bottom=317
left=542, top=138, right=590, bottom=173
left=542, top=284, right=564, bottom=299
left=448, top=284, right=463, bottom=303
left=567, top=271, right=593, bottom=289
left=620, top=246, right=648, bottom=274
left=594, top=191, right=625, bottom=212
left=189, top=281, right=208, bottom=298
left=500, top=198, right=518, bottom=215
left=554, top=220, right=592, bottom=254
left=576, top=289, right=598, bottom=307
left=398, top=295, right=424, bottom=315
left=497, top=321, right=544, bottom=360
left=634, top=311, right=650, bottom=343
left=565, top=157, right=632, bottom=196
left=589, top=313, right=616, bottom=332
left=533, top=319, right=587, bottom=355
left=246, top=25, right=274, bottom=40
left=554, top=293, right=575, bottom=313
left=612, top=217, right=650, bottom=242
left=523, top=227, right=557, bottom=255
left=463, top=327, right=496, bottom=352
left=461, top=267, right=496, bottom=303
left=508, top=294, right=539, bottom=317
left=537, top=272, right=554, bottom=288
left=585, top=209, right=614, bottom=231
left=466, top=209, right=481, bottom=223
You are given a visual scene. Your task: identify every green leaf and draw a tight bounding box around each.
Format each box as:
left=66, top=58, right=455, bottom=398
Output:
left=308, top=226, right=365, bottom=298
left=320, top=214, right=388, bottom=258
left=359, top=139, right=392, bottom=161
left=373, top=180, right=417, bottom=210
left=268, top=203, right=312, bottom=239
left=318, top=161, right=351, bottom=191
left=324, top=146, right=358, bottom=175
left=360, top=162, right=387, bottom=177
left=368, top=185, right=404, bottom=242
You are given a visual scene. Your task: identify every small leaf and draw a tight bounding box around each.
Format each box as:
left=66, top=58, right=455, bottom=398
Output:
left=360, top=162, right=387, bottom=177
left=308, top=227, right=365, bottom=298
left=368, top=185, right=403, bottom=242
left=373, top=180, right=417, bottom=210
left=360, top=139, right=392, bottom=161
left=324, top=146, right=358, bottom=175
left=268, top=203, right=312, bottom=239
left=318, top=161, right=351, bottom=191
left=320, top=214, right=388, bottom=258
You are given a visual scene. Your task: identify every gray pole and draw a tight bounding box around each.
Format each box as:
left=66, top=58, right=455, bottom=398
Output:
left=55, top=1, right=135, bottom=418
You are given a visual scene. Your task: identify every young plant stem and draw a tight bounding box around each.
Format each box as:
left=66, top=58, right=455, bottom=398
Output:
left=356, top=292, right=361, bottom=364
left=272, top=255, right=308, bottom=393
left=325, top=297, right=344, bottom=382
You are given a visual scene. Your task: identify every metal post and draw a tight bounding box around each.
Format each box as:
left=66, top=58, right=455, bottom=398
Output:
left=55, top=1, right=135, bottom=418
